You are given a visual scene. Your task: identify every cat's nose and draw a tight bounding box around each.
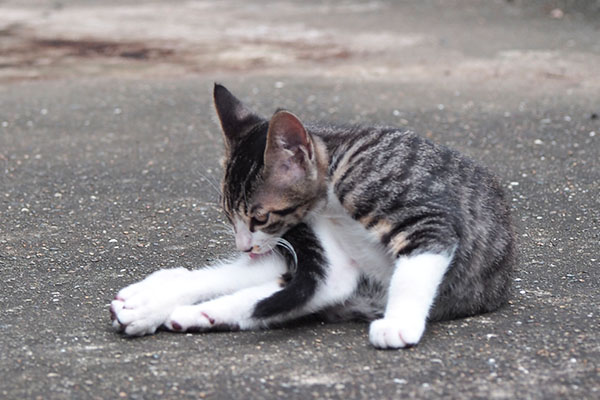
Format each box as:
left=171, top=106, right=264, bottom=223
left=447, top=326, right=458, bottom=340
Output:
left=236, top=242, right=251, bottom=252
left=235, top=233, right=252, bottom=252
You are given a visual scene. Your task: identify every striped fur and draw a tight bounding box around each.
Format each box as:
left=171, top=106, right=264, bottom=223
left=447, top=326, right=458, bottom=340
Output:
left=215, top=84, right=514, bottom=324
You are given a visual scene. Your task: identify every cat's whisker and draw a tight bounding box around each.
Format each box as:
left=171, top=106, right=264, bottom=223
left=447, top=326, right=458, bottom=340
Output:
left=275, top=238, right=298, bottom=267
left=214, top=219, right=233, bottom=229
left=218, top=223, right=234, bottom=234
left=192, top=160, right=222, bottom=198
left=197, top=173, right=222, bottom=198
left=213, top=228, right=234, bottom=237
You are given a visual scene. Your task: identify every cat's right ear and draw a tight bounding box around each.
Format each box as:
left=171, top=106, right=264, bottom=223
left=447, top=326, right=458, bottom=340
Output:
left=213, top=83, right=263, bottom=151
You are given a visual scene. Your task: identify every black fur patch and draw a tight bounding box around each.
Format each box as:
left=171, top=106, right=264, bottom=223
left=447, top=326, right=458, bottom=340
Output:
left=223, top=121, right=269, bottom=213
left=252, top=223, right=327, bottom=319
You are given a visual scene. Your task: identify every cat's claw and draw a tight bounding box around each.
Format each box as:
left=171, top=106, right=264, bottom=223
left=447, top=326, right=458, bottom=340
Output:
left=368, top=317, right=426, bottom=349
left=110, top=298, right=163, bottom=336
left=110, top=268, right=193, bottom=336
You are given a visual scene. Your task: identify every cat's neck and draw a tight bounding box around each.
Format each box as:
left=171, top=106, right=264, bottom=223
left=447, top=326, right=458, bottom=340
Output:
left=312, top=134, right=329, bottom=184
left=306, top=184, right=346, bottom=223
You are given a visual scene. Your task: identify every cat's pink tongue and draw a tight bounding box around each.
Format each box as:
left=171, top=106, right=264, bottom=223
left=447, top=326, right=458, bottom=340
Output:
left=249, top=250, right=272, bottom=260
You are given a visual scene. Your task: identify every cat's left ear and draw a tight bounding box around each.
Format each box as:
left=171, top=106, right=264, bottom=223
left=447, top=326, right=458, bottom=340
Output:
left=264, top=110, right=314, bottom=186
left=213, top=83, right=263, bottom=151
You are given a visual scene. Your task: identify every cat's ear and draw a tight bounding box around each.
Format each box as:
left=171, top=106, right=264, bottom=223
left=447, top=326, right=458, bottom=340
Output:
left=213, top=83, right=263, bottom=150
left=264, top=110, right=314, bottom=187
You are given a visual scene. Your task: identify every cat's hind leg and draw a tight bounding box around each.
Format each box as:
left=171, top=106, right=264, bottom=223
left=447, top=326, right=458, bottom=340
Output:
left=164, top=281, right=284, bottom=332
left=111, top=254, right=286, bottom=336
left=369, top=249, right=454, bottom=349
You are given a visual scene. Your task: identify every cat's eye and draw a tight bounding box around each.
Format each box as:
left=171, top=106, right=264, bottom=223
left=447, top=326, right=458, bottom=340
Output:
left=251, top=212, right=270, bottom=225
left=249, top=212, right=270, bottom=232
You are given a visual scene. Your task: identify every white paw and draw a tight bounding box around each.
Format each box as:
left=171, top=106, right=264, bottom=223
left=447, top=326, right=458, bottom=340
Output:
left=110, top=268, right=192, bottom=336
left=368, top=317, right=426, bottom=349
left=164, top=305, right=216, bottom=332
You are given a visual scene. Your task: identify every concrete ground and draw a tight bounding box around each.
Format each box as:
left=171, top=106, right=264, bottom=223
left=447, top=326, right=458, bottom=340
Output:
left=0, top=0, right=598, bottom=398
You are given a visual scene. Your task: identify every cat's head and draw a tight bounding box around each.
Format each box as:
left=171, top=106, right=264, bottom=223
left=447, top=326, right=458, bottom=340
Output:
left=213, top=84, right=327, bottom=255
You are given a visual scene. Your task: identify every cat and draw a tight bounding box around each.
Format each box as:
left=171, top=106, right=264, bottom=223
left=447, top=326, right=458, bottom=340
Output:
left=110, top=84, right=515, bottom=349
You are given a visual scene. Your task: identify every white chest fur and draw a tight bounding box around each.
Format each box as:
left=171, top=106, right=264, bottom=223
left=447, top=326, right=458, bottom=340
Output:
left=310, top=187, right=394, bottom=283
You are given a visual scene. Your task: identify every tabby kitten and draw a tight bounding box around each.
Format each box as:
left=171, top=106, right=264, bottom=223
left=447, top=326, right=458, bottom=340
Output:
left=111, top=84, right=514, bottom=349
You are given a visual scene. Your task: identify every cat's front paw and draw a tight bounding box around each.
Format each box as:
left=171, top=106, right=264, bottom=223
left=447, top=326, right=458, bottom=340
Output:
left=110, top=268, right=192, bottom=336
left=368, top=317, right=426, bottom=349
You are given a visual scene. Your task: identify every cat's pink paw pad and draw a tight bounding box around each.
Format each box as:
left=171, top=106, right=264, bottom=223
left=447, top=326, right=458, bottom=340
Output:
left=200, top=312, right=215, bottom=325
left=170, top=321, right=183, bottom=331
left=166, top=306, right=214, bottom=332
left=110, top=307, right=117, bottom=321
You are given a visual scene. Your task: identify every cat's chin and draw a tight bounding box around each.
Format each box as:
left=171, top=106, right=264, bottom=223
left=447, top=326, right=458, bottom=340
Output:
left=249, top=250, right=273, bottom=260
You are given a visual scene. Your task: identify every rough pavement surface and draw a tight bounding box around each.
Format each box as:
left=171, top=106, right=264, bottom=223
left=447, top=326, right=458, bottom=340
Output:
left=1, top=1, right=599, bottom=399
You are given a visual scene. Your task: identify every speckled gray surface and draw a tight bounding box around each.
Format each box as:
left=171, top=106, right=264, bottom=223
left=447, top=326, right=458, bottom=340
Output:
left=1, top=1, right=599, bottom=399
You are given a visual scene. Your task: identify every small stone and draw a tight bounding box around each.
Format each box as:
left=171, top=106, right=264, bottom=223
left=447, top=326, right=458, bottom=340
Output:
left=589, top=131, right=596, bottom=137
left=518, top=366, right=529, bottom=374
left=550, top=8, right=564, bottom=19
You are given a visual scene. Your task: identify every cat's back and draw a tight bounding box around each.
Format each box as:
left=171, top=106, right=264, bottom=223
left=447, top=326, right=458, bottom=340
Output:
left=310, top=124, right=465, bottom=218
left=309, top=123, right=509, bottom=225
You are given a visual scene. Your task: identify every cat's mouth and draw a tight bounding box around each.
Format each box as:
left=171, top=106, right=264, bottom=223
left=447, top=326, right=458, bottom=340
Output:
left=249, top=250, right=273, bottom=260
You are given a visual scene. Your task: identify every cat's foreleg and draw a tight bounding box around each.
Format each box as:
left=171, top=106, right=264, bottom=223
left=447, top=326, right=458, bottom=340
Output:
left=164, top=260, right=362, bottom=332
left=111, top=254, right=286, bottom=336
left=369, top=249, right=455, bottom=349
